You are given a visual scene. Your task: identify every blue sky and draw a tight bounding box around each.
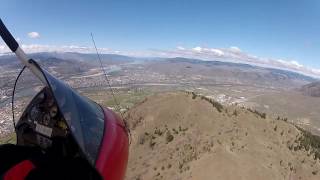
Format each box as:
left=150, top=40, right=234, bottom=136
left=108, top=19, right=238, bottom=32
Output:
left=1, top=0, right=320, bottom=75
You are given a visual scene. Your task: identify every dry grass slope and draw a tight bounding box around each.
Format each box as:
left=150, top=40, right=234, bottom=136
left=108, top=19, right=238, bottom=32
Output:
left=125, top=91, right=320, bottom=180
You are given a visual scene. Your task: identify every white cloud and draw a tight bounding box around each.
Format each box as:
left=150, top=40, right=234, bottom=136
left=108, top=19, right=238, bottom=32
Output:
left=229, top=46, right=241, bottom=52
left=176, top=46, right=185, bottom=50
left=0, top=44, right=114, bottom=54
left=311, top=68, right=320, bottom=74
left=290, top=61, right=304, bottom=68
left=274, top=60, right=305, bottom=72
left=187, top=47, right=224, bottom=56
left=192, top=46, right=202, bottom=52
left=28, top=32, right=40, bottom=38
left=210, top=49, right=224, bottom=56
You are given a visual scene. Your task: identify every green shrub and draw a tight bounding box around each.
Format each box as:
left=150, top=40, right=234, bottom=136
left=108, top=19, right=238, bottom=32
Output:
left=172, top=128, right=179, bottom=134
left=166, top=132, right=174, bottom=143
left=139, top=135, right=146, bottom=145
left=192, top=92, right=197, bottom=99
left=212, top=101, right=223, bottom=112
left=154, top=128, right=163, bottom=136
left=232, top=110, right=238, bottom=116
left=276, top=116, right=288, bottom=122
left=198, top=95, right=224, bottom=112
left=293, top=127, right=320, bottom=160
left=247, top=108, right=266, bottom=119
left=149, top=141, right=156, bottom=148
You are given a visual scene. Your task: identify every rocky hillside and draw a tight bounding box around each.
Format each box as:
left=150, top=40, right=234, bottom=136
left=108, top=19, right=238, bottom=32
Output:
left=300, top=82, right=320, bottom=97
left=125, top=92, right=320, bottom=180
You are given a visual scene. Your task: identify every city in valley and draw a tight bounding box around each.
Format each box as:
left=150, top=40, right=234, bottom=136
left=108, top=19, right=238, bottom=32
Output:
left=0, top=52, right=319, bottom=138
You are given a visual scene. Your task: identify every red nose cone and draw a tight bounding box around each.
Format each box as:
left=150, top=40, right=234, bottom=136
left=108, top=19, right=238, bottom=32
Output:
left=95, top=108, right=129, bottom=180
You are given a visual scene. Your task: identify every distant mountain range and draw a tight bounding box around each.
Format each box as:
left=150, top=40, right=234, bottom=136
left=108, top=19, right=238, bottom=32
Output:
left=143, top=57, right=316, bottom=89
left=166, top=57, right=316, bottom=83
left=0, top=52, right=317, bottom=89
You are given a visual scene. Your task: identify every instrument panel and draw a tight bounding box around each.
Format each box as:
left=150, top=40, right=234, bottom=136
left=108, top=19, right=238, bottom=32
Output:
left=17, top=87, right=69, bottom=149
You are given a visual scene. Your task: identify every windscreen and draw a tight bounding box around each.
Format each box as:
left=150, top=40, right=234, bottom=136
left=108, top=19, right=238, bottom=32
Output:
left=13, top=68, right=45, bottom=119
left=42, top=69, right=105, bottom=165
